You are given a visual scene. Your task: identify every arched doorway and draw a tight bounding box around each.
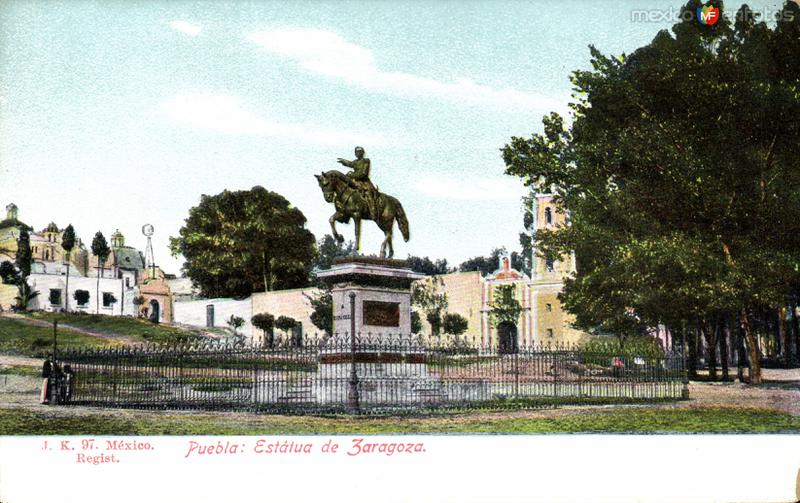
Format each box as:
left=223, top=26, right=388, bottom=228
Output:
left=149, top=299, right=160, bottom=324
left=497, top=321, right=518, bottom=354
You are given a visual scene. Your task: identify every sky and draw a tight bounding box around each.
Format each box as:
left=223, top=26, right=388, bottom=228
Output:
left=0, top=0, right=789, bottom=275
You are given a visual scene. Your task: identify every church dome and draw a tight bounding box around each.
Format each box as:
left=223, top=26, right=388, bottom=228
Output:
left=44, top=222, right=59, bottom=233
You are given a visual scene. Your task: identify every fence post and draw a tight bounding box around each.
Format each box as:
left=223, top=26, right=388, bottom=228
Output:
left=513, top=350, right=519, bottom=399
left=49, top=320, right=58, bottom=405
left=347, top=292, right=360, bottom=412
left=553, top=351, right=559, bottom=400
left=681, top=351, right=690, bottom=399
left=252, top=346, right=258, bottom=412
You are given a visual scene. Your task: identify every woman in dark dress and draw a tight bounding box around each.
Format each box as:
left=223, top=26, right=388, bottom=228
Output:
left=40, top=358, right=52, bottom=404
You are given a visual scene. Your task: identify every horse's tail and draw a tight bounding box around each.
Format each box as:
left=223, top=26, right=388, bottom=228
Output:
left=395, top=201, right=410, bottom=242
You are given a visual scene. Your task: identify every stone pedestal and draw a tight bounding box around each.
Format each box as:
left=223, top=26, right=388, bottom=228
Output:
left=317, top=257, right=422, bottom=337
left=315, top=257, right=444, bottom=407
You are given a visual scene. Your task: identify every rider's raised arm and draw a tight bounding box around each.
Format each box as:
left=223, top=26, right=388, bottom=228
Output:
left=337, top=158, right=355, bottom=168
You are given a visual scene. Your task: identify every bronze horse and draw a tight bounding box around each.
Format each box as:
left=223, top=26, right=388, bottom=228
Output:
left=315, top=170, right=409, bottom=258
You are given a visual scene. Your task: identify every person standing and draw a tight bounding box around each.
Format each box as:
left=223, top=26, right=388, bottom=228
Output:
left=60, top=364, right=74, bottom=403
left=40, top=358, right=52, bottom=404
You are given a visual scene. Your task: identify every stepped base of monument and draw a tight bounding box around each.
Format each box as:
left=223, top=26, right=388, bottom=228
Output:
left=315, top=362, right=445, bottom=405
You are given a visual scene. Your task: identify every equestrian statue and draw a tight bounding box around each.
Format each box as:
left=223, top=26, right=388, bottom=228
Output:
left=315, top=146, right=409, bottom=258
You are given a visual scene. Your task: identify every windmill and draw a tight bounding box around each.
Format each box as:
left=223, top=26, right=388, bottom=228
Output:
left=142, top=223, right=156, bottom=279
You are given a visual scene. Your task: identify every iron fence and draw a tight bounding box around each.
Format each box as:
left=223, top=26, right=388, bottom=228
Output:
left=54, top=334, right=687, bottom=413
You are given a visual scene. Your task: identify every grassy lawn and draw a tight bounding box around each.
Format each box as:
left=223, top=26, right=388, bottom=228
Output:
left=0, top=316, right=120, bottom=357
left=1, top=406, right=798, bottom=435
left=0, top=365, right=41, bottom=377
left=22, top=311, right=207, bottom=344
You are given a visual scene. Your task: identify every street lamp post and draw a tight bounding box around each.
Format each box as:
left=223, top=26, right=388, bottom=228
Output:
left=347, top=292, right=360, bottom=412
left=49, top=319, right=58, bottom=405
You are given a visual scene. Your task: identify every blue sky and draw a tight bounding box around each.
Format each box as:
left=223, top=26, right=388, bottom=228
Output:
left=0, top=0, right=788, bottom=274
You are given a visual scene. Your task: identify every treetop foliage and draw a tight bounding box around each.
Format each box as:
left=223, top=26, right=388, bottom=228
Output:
left=170, top=186, right=316, bottom=299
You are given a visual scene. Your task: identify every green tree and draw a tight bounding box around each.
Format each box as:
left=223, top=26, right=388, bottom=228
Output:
left=251, top=313, right=275, bottom=347
left=227, top=315, right=245, bottom=338
left=502, top=1, right=800, bottom=384
left=132, top=295, right=145, bottom=317
left=407, top=256, right=451, bottom=276
left=411, top=311, right=422, bottom=334
left=275, top=315, right=298, bottom=344
left=304, top=288, right=333, bottom=337
left=170, top=187, right=317, bottom=298
left=0, top=261, right=16, bottom=284
left=459, top=248, right=526, bottom=277
left=14, top=228, right=37, bottom=310
left=61, top=224, right=76, bottom=312
left=312, top=234, right=356, bottom=272
left=442, top=312, right=468, bottom=337
left=489, top=285, right=521, bottom=327
left=91, top=231, right=111, bottom=313
left=411, top=276, right=448, bottom=336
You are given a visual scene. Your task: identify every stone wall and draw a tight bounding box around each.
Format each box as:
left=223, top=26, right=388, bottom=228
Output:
left=250, top=287, right=321, bottom=343
left=416, top=271, right=483, bottom=341
left=173, top=297, right=253, bottom=338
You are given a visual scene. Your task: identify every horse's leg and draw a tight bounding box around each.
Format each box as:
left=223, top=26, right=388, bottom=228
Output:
left=354, top=217, right=361, bottom=252
left=329, top=212, right=344, bottom=243
left=379, top=214, right=393, bottom=259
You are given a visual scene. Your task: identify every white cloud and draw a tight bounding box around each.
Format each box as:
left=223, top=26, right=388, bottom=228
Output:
left=170, top=21, right=202, bottom=36
left=159, top=92, right=385, bottom=146
left=247, top=28, right=564, bottom=112
left=414, top=173, right=526, bottom=201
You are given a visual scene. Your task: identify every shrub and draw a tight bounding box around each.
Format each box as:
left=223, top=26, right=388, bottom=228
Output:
left=411, top=311, right=422, bottom=334
left=251, top=313, right=274, bottom=332
left=442, top=313, right=468, bottom=336
left=275, top=316, right=297, bottom=333
left=252, top=313, right=275, bottom=347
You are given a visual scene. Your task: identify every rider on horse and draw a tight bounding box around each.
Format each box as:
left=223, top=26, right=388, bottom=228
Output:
left=337, top=146, right=378, bottom=219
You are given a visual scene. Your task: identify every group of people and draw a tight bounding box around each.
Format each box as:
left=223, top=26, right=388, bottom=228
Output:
left=40, top=357, right=74, bottom=404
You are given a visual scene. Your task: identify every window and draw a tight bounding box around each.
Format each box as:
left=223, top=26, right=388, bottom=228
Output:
left=546, top=328, right=554, bottom=338
left=544, top=207, right=553, bottom=226
left=546, top=303, right=552, bottom=312
left=125, top=278, right=130, bottom=288
left=45, top=250, right=50, bottom=261
left=102, top=292, right=115, bottom=308
left=546, top=258, right=555, bottom=272
left=49, top=289, right=62, bottom=306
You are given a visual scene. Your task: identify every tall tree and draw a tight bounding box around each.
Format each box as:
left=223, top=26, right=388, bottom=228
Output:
left=406, top=255, right=451, bottom=276
left=61, top=224, right=76, bottom=312
left=411, top=276, right=448, bottom=336
left=502, top=1, right=800, bottom=384
left=170, top=187, right=317, bottom=298
left=304, top=287, right=333, bottom=337
left=14, top=227, right=37, bottom=310
left=311, top=234, right=356, bottom=273
left=458, top=247, right=525, bottom=277
left=91, top=231, right=110, bottom=313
